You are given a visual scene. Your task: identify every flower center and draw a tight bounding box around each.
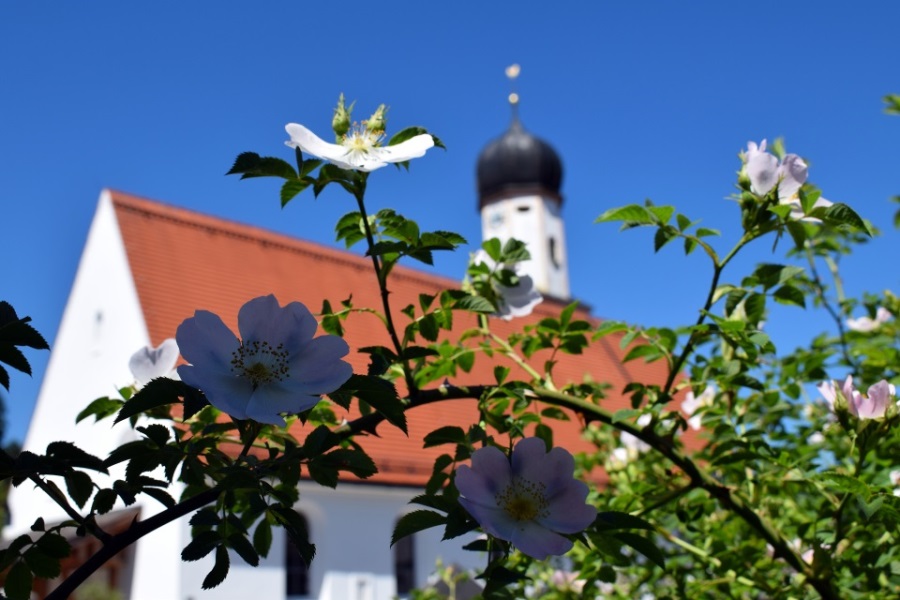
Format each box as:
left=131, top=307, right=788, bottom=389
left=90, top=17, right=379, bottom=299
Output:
left=230, top=340, right=290, bottom=387
left=496, top=478, right=549, bottom=522
left=342, top=124, right=383, bottom=154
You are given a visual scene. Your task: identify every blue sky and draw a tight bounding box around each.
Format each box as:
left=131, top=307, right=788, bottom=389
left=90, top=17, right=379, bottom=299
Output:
left=2, top=2, right=898, bottom=445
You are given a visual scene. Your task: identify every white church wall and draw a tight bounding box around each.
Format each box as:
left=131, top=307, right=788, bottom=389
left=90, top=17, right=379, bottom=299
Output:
left=176, top=481, right=484, bottom=600
left=8, top=189, right=152, bottom=535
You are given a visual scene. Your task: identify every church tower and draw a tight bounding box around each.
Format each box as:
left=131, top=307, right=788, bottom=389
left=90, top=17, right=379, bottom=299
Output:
left=476, top=65, right=570, bottom=300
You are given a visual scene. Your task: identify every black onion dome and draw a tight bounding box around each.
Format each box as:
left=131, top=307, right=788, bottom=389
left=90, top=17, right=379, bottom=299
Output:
left=477, top=119, right=563, bottom=210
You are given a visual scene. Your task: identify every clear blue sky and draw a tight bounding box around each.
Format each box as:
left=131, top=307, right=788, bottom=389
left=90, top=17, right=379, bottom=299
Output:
left=2, top=2, right=898, bottom=445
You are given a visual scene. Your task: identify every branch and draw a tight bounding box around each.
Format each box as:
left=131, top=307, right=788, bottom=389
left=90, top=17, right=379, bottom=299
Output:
left=46, top=487, right=221, bottom=600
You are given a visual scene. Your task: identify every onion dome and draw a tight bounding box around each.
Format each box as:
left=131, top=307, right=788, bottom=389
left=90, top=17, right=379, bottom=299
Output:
left=477, top=117, right=563, bottom=210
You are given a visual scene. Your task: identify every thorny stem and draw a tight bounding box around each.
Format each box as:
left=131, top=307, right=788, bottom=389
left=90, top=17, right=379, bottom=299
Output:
left=340, top=383, right=839, bottom=600
left=0, top=447, right=112, bottom=543
left=662, top=233, right=754, bottom=397
left=46, top=486, right=220, bottom=600
left=352, top=181, right=417, bottom=396
left=805, top=246, right=858, bottom=371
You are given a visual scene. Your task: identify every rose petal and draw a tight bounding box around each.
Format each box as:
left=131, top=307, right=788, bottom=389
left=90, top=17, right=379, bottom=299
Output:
left=176, top=310, right=239, bottom=370
left=510, top=521, right=574, bottom=560
left=129, top=338, right=179, bottom=385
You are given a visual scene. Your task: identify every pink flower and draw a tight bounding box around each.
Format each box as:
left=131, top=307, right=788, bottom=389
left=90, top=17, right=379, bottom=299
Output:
left=176, top=295, right=352, bottom=426
left=743, top=140, right=831, bottom=219
left=455, top=438, right=597, bottom=560
left=819, top=376, right=895, bottom=420
left=846, top=307, right=893, bottom=332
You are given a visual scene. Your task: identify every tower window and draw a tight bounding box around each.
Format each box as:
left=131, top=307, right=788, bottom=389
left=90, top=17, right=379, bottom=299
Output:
left=549, top=237, right=561, bottom=269
left=286, top=514, right=311, bottom=597
left=516, top=205, right=531, bottom=213
left=393, top=522, right=415, bottom=595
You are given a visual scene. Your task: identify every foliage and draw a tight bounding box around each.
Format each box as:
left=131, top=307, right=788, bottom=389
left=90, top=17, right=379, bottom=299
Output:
left=0, top=99, right=897, bottom=600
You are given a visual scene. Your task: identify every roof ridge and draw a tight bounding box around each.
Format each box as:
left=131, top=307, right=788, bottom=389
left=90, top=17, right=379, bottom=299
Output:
left=106, top=188, right=463, bottom=289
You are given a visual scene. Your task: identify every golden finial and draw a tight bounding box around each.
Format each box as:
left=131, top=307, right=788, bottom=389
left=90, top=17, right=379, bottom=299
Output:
left=505, top=64, right=521, bottom=106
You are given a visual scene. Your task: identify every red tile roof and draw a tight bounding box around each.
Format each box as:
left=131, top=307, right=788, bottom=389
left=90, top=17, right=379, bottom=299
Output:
left=110, top=190, right=673, bottom=487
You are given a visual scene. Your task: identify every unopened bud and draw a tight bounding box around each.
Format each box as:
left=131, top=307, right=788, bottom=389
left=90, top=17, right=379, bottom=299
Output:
left=367, top=104, right=388, bottom=133
left=332, top=93, right=352, bottom=139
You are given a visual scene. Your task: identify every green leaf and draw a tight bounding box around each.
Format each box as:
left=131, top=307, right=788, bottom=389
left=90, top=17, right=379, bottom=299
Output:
left=5, top=561, right=33, bottom=600
left=202, top=545, right=230, bottom=589
left=595, top=204, right=655, bottom=227
left=612, top=531, right=665, bottom=569
left=182, top=531, right=221, bottom=562
left=280, top=179, right=310, bottom=207
left=391, top=510, right=446, bottom=546
left=91, top=488, right=117, bottom=514
left=64, top=470, right=94, bottom=508
left=423, top=426, right=467, bottom=448
left=884, top=94, right=900, bottom=115
left=818, top=202, right=870, bottom=234
left=23, top=546, right=61, bottom=579
left=341, top=374, right=406, bottom=433
left=76, top=396, right=124, bottom=424
left=228, top=533, right=259, bottom=567
left=115, top=378, right=191, bottom=423
left=772, top=285, right=806, bottom=308
left=622, top=344, right=663, bottom=364
left=227, top=153, right=297, bottom=180
left=653, top=227, right=677, bottom=252
left=35, top=533, right=71, bottom=559
left=816, top=472, right=871, bottom=498
left=253, top=519, right=273, bottom=558
left=388, top=126, right=445, bottom=150
left=0, top=345, right=30, bottom=376
left=453, top=295, right=496, bottom=314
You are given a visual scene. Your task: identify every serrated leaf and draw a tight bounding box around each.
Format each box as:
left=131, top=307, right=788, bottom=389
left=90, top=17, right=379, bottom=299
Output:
left=64, top=470, right=94, bottom=508
left=772, top=285, right=806, bottom=308
left=227, top=153, right=297, bottom=180
left=5, top=561, right=33, bottom=600
left=115, top=378, right=190, bottom=423
left=91, top=488, right=117, bottom=514
left=622, top=344, right=662, bottom=364
left=281, top=179, right=310, bottom=207
left=391, top=510, right=446, bottom=546
left=816, top=472, right=871, bottom=498
left=35, top=533, right=70, bottom=559
left=341, top=374, right=406, bottom=433
left=819, top=202, right=870, bottom=234
left=228, top=533, right=259, bottom=567
left=423, top=426, right=467, bottom=448
left=23, top=546, right=61, bottom=579
left=595, top=205, right=654, bottom=227
left=594, top=512, right=657, bottom=532
left=182, top=531, right=221, bottom=562
left=75, top=397, right=124, bottom=424
left=202, top=545, right=230, bottom=589
left=0, top=345, right=30, bottom=376
left=253, top=519, right=273, bottom=557
left=612, top=531, right=665, bottom=569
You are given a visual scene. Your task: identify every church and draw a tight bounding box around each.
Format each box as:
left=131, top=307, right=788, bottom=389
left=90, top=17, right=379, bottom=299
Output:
left=7, top=103, right=667, bottom=599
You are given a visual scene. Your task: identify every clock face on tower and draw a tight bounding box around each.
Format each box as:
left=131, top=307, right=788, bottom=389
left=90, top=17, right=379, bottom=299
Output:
left=488, top=209, right=505, bottom=230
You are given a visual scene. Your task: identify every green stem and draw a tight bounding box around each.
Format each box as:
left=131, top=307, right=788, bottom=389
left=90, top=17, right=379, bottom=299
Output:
left=352, top=183, right=417, bottom=396
left=662, top=232, right=753, bottom=397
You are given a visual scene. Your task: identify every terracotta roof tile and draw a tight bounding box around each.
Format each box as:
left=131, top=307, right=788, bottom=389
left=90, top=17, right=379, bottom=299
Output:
left=110, top=190, right=677, bottom=487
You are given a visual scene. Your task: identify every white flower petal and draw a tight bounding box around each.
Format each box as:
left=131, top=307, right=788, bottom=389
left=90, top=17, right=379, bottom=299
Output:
left=377, top=134, right=435, bottom=163
left=777, top=154, right=808, bottom=201
left=129, top=338, right=179, bottom=385
left=285, top=123, right=351, bottom=165
left=746, top=151, right=780, bottom=195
